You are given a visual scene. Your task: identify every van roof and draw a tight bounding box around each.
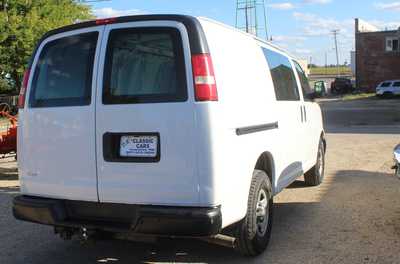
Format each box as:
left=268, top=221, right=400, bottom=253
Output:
left=197, top=17, right=295, bottom=59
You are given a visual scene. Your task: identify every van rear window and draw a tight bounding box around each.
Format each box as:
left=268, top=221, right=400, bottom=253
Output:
left=103, top=28, right=187, bottom=104
left=30, top=32, right=98, bottom=108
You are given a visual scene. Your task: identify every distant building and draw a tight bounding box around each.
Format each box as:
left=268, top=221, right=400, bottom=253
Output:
left=350, top=51, right=355, bottom=75
left=355, top=18, right=400, bottom=92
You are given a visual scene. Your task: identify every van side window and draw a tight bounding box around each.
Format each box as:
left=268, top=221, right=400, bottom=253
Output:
left=293, top=61, right=313, bottom=100
left=30, top=32, right=98, bottom=108
left=262, top=48, right=300, bottom=101
left=103, top=28, right=187, bottom=104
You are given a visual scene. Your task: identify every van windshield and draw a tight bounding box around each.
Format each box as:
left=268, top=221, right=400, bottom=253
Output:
left=103, top=28, right=187, bottom=104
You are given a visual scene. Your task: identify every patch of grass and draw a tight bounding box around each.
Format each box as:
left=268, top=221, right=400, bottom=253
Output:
left=310, top=66, right=352, bottom=76
left=342, top=93, right=375, bottom=101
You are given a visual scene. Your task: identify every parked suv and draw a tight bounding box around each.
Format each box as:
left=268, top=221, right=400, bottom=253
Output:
left=331, top=77, right=353, bottom=94
left=13, top=15, right=326, bottom=256
left=376, top=80, right=400, bottom=98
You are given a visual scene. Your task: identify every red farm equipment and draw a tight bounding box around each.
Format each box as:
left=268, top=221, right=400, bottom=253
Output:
left=0, top=103, right=17, bottom=158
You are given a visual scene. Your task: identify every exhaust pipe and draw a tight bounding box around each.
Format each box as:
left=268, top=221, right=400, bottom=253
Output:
left=199, top=234, right=236, bottom=248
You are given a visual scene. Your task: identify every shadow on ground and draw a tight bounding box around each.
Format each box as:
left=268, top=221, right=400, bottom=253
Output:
left=285, top=180, right=308, bottom=189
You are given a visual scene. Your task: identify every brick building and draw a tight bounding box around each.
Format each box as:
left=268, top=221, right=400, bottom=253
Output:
left=355, top=19, right=400, bottom=92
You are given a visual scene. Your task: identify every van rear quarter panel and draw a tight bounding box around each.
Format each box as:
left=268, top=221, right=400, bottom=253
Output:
left=198, top=19, right=286, bottom=227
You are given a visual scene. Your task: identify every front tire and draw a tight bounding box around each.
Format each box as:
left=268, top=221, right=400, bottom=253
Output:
left=383, top=92, right=394, bottom=99
left=235, top=170, right=273, bottom=256
left=304, top=138, right=325, bottom=186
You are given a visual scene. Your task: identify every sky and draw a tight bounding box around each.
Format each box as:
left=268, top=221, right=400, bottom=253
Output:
left=88, top=0, right=400, bottom=66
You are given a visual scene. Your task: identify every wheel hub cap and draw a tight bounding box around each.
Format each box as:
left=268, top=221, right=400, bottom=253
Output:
left=318, top=147, right=324, bottom=176
left=256, top=189, right=269, bottom=236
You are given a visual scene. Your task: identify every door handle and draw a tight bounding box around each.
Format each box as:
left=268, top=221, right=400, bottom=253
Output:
left=300, top=105, right=307, bottom=123
left=300, top=106, right=304, bottom=123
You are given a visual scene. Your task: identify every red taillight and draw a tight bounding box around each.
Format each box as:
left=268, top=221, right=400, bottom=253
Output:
left=18, top=69, right=30, bottom=109
left=191, top=54, right=218, bottom=101
left=95, top=17, right=117, bottom=25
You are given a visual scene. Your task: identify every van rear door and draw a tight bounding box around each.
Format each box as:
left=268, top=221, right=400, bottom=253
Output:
left=20, top=27, right=104, bottom=201
left=95, top=21, right=199, bottom=206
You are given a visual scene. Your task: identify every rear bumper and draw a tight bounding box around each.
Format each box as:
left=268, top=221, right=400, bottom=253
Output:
left=13, top=195, right=222, bottom=237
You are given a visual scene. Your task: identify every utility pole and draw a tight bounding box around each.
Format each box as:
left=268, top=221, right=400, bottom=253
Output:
left=236, top=0, right=268, bottom=39
left=244, top=3, right=249, bottom=33
left=325, top=51, right=328, bottom=75
left=331, top=29, right=340, bottom=77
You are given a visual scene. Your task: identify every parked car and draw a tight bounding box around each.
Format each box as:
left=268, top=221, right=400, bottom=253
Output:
left=331, top=77, right=354, bottom=94
left=13, top=15, right=326, bottom=256
left=393, top=144, right=400, bottom=178
left=314, top=81, right=328, bottom=97
left=376, top=80, right=400, bottom=98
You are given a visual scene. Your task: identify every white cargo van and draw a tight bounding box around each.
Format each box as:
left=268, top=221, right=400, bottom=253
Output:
left=376, top=80, right=400, bottom=97
left=13, top=15, right=325, bottom=256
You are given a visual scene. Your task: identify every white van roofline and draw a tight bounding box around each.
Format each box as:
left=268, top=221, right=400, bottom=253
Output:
left=197, top=16, right=298, bottom=61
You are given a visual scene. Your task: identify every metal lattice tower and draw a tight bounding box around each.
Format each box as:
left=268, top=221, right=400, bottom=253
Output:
left=236, top=0, right=268, bottom=39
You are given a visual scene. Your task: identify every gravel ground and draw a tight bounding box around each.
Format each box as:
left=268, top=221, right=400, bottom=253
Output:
left=0, top=98, right=399, bottom=264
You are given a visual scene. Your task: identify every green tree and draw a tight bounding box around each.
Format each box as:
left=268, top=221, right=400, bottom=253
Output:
left=0, top=0, right=93, bottom=93
left=0, top=76, right=13, bottom=93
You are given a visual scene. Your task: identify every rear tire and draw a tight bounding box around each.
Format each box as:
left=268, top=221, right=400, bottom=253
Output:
left=235, top=170, right=273, bottom=256
left=304, top=139, right=325, bottom=186
left=383, top=92, right=394, bottom=99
